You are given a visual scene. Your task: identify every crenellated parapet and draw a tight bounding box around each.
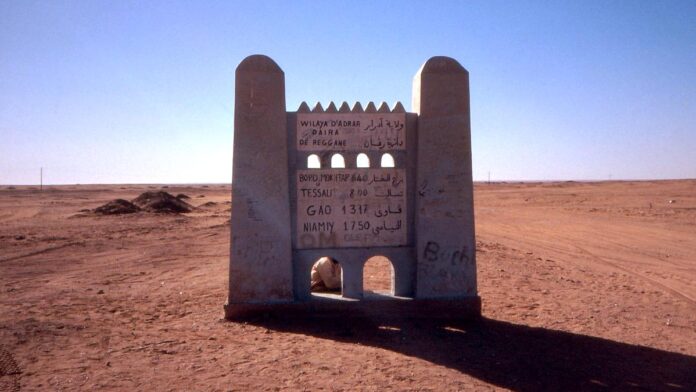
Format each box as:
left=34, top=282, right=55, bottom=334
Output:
left=297, top=101, right=406, bottom=113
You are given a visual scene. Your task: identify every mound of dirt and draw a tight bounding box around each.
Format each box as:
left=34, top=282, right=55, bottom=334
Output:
left=175, top=193, right=190, bottom=200
left=131, top=191, right=192, bottom=213
left=200, top=201, right=217, bottom=208
left=94, top=199, right=141, bottom=215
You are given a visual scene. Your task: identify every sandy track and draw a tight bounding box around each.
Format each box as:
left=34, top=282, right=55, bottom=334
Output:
left=476, top=180, right=696, bottom=305
left=1, top=181, right=694, bottom=391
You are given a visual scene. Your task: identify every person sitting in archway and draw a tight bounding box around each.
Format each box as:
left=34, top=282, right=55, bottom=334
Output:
left=310, top=257, right=342, bottom=292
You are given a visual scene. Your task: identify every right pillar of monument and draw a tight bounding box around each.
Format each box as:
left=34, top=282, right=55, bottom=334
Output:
left=412, top=56, right=477, bottom=299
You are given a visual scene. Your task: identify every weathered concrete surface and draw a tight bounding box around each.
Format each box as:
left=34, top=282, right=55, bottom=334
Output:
left=229, top=55, right=293, bottom=303
left=412, top=56, right=477, bottom=299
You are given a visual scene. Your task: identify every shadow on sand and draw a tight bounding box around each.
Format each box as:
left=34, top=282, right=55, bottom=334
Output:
left=248, top=316, right=695, bottom=391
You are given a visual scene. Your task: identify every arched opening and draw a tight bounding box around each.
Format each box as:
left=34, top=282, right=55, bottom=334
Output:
left=331, top=153, right=345, bottom=168
left=363, top=256, right=394, bottom=297
left=380, top=153, right=395, bottom=168
left=356, top=153, right=370, bottom=168
left=310, top=256, right=342, bottom=296
left=307, top=154, right=321, bottom=169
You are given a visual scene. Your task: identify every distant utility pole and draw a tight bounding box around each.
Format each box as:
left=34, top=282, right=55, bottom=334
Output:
left=40, top=167, right=43, bottom=191
left=488, top=171, right=491, bottom=185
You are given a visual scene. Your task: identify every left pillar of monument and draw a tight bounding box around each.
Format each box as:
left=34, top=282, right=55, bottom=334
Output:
left=227, top=55, right=293, bottom=316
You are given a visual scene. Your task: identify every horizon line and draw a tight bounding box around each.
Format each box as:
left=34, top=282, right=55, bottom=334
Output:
left=1, top=178, right=695, bottom=187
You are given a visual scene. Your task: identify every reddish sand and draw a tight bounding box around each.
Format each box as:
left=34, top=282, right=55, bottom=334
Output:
left=1, top=180, right=695, bottom=391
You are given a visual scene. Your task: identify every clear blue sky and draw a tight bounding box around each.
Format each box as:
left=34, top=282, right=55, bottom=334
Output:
left=1, top=0, right=694, bottom=184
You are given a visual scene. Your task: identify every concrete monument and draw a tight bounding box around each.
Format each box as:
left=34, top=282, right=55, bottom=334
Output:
left=226, top=55, right=479, bottom=319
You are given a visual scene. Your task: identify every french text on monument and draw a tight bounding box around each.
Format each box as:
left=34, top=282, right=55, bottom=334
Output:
left=296, top=169, right=407, bottom=248
left=297, top=113, right=406, bottom=151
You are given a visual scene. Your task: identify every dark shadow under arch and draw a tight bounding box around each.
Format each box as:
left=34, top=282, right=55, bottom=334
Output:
left=246, top=316, right=696, bottom=391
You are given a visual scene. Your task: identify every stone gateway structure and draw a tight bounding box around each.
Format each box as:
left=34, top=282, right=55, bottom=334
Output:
left=225, top=55, right=480, bottom=319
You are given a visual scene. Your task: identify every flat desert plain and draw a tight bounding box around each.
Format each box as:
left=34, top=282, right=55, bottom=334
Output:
left=1, top=180, right=695, bottom=391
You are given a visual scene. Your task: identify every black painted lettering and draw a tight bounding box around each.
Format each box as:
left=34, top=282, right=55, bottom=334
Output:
left=424, top=241, right=440, bottom=262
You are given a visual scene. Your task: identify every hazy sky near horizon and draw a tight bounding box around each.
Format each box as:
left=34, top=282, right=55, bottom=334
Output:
left=1, top=0, right=694, bottom=184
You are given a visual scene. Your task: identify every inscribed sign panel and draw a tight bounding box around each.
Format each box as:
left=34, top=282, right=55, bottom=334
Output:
left=297, top=113, right=406, bottom=151
left=296, top=169, right=407, bottom=248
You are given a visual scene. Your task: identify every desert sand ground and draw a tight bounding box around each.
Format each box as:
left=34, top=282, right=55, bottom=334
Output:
left=1, top=180, right=695, bottom=391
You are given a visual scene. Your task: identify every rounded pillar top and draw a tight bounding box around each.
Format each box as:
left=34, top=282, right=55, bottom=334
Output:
left=237, top=54, right=283, bottom=74
left=417, top=56, right=468, bottom=75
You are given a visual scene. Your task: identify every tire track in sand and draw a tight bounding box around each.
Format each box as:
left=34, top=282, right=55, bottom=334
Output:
left=0, top=241, right=83, bottom=264
left=573, top=244, right=696, bottom=308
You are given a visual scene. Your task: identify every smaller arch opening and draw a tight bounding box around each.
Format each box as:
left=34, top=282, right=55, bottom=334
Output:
left=380, top=153, right=395, bottom=168
left=356, top=153, right=370, bottom=168
left=310, top=256, right=342, bottom=295
left=363, top=256, right=395, bottom=297
left=331, top=153, right=346, bottom=168
left=307, top=154, right=321, bottom=169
